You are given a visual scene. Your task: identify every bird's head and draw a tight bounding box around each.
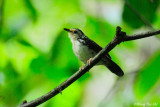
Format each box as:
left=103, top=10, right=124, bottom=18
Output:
left=64, top=28, right=85, bottom=40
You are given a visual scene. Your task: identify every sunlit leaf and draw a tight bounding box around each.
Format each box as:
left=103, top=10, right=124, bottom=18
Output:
left=0, top=41, right=8, bottom=68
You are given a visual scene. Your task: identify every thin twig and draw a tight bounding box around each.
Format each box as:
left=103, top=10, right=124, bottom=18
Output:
left=20, top=26, right=160, bottom=107
left=123, top=0, right=160, bottom=40
left=125, top=30, right=160, bottom=41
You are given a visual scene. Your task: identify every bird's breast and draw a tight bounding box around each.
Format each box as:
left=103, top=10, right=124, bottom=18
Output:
left=72, top=40, right=96, bottom=64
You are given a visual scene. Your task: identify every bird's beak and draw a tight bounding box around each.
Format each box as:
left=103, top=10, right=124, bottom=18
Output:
left=64, top=28, right=74, bottom=32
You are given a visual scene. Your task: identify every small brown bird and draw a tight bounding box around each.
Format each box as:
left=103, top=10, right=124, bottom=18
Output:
left=64, top=28, right=124, bottom=77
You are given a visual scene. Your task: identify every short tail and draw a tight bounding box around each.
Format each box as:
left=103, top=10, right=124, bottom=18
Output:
left=104, top=58, right=124, bottom=77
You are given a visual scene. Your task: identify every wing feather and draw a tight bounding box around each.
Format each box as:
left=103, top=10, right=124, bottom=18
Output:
left=80, top=36, right=111, bottom=58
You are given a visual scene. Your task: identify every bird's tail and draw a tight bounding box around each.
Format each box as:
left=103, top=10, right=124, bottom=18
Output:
left=103, top=58, right=124, bottom=77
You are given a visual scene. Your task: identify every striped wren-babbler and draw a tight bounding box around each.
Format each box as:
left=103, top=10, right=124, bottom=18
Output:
left=64, top=28, right=124, bottom=77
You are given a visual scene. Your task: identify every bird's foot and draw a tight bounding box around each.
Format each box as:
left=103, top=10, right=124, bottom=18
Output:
left=87, top=58, right=93, bottom=65
left=58, top=86, right=62, bottom=95
left=79, top=58, right=92, bottom=71
left=79, top=65, right=84, bottom=70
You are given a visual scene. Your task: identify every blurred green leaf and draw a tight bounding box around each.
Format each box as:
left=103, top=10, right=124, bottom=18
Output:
left=17, top=38, right=32, bottom=47
left=1, top=0, right=30, bottom=41
left=0, top=41, right=8, bottom=69
left=134, top=51, right=160, bottom=99
left=0, top=19, right=28, bottom=41
left=30, top=56, right=47, bottom=74
left=50, top=31, right=79, bottom=73
left=84, top=16, right=114, bottom=46
left=122, top=0, right=159, bottom=28
left=3, top=63, right=19, bottom=83
left=49, top=81, right=82, bottom=107
left=0, top=63, right=25, bottom=106
left=0, top=0, right=160, bottom=106
left=0, top=0, right=4, bottom=33
left=24, top=0, right=38, bottom=22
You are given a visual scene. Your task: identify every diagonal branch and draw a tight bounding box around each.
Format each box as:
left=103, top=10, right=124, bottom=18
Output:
left=20, top=26, right=160, bottom=107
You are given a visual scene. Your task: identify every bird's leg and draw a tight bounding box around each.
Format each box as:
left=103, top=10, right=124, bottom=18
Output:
left=79, top=65, right=84, bottom=70
left=57, top=86, right=62, bottom=95
left=79, top=58, right=92, bottom=71
left=87, top=58, right=93, bottom=65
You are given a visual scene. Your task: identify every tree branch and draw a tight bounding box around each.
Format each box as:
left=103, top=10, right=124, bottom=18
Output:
left=123, top=0, right=160, bottom=40
left=124, top=29, right=160, bottom=41
left=20, top=26, right=160, bottom=107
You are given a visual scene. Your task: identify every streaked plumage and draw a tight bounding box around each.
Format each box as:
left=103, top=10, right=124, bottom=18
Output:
left=64, top=28, right=124, bottom=77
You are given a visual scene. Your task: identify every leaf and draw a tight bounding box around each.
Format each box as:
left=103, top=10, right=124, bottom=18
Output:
left=24, top=0, right=38, bottom=22
left=30, top=56, right=47, bottom=73
left=122, top=0, right=159, bottom=28
left=0, top=41, right=8, bottom=68
left=17, top=38, right=32, bottom=47
left=134, top=51, right=160, bottom=99
left=84, top=16, right=115, bottom=46
left=50, top=31, right=79, bottom=74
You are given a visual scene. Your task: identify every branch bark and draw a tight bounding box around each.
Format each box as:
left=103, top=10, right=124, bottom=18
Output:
left=20, top=26, right=160, bottom=107
left=123, top=0, right=160, bottom=41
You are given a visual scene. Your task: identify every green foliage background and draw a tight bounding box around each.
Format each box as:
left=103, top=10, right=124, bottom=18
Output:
left=0, top=0, right=160, bottom=107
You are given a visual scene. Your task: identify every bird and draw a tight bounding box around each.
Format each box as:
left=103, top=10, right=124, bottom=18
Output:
left=64, top=28, right=124, bottom=77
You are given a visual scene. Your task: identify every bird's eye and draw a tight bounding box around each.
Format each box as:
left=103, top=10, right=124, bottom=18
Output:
left=74, top=31, right=78, bottom=33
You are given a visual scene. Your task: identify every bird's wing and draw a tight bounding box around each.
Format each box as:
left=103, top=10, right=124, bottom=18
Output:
left=80, top=36, right=124, bottom=77
left=81, top=36, right=111, bottom=59
left=103, top=57, right=124, bottom=77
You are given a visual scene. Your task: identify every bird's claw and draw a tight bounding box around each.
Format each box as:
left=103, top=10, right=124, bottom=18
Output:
left=79, top=58, right=92, bottom=71
left=87, top=58, right=93, bottom=65
left=58, top=86, right=62, bottom=95
left=79, top=65, right=84, bottom=70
